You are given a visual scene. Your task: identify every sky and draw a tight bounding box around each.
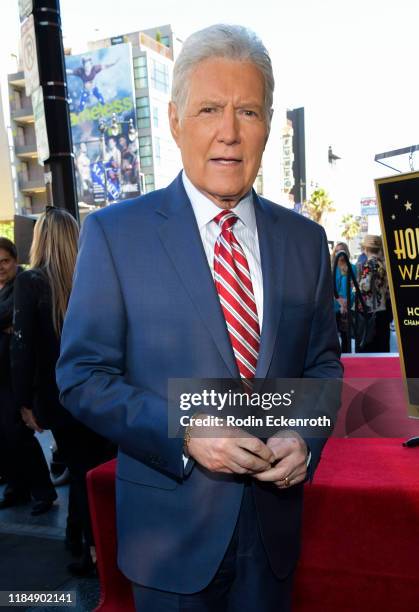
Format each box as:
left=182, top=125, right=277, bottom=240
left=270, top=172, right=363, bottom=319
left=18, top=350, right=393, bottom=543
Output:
left=1, top=0, right=419, bottom=224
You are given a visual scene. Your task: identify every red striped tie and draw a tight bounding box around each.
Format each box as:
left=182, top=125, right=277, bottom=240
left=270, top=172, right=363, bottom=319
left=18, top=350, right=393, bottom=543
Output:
left=213, top=210, right=260, bottom=380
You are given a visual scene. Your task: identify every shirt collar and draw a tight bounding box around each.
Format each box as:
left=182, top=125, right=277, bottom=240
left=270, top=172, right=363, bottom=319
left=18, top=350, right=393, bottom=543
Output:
left=182, top=170, right=256, bottom=234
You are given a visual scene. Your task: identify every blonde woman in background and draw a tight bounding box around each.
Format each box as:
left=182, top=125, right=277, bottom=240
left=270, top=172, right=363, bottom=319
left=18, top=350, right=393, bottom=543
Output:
left=10, top=207, right=115, bottom=576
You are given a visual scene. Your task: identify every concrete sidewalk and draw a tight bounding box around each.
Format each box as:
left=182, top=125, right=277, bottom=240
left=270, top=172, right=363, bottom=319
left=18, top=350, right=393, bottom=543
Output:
left=0, top=431, right=100, bottom=611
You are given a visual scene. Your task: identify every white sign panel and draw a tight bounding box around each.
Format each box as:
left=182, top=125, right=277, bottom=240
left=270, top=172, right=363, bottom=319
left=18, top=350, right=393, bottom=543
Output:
left=21, top=14, right=40, bottom=96
left=360, top=197, right=378, bottom=216
left=19, top=0, right=33, bottom=21
left=31, top=86, right=49, bottom=164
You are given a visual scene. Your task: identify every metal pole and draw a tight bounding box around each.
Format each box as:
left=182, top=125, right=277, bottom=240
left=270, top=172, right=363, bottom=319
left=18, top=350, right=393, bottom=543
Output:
left=32, top=0, right=79, bottom=222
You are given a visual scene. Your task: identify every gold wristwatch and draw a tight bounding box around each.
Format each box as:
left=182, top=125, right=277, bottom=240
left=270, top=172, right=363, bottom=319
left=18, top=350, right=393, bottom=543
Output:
left=183, top=413, right=203, bottom=456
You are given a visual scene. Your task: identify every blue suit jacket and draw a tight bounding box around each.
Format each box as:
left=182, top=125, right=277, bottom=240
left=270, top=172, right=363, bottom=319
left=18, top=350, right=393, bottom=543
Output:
left=57, top=173, right=342, bottom=593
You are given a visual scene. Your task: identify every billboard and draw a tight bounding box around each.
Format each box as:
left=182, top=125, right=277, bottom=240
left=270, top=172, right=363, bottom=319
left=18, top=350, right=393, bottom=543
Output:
left=66, top=43, right=141, bottom=205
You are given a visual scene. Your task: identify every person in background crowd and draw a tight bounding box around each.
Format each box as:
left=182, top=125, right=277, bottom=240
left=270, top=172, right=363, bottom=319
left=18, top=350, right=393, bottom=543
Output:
left=356, top=247, right=368, bottom=274
left=331, top=242, right=357, bottom=353
left=0, top=237, right=56, bottom=515
left=358, top=234, right=390, bottom=352
left=10, top=210, right=115, bottom=576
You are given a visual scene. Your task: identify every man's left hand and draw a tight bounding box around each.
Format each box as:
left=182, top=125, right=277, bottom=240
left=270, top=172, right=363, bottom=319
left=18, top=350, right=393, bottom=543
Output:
left=252, top=431, right=307, bottom=488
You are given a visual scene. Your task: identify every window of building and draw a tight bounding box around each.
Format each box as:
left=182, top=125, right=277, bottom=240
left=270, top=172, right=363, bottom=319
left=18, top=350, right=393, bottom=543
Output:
left=254, top=173, right=263, bottom=195
left=20, top=161, right=29, bottom=182
left=23, top=195, right=32, bottom=210
left=140, top=155, right=153, bottom=167
left=136, top=96, right=150, bottom=129
left=160, top=35, right=170, bottom=47
left=139, top=136, right=153, bottom=167
left=136, top=96, right=150, bottom=115
left=135, top=75, right=148, bottom=90
left=13, top=89, right=22, bottom=111
left=133, top=55, right=148, bottom=89
left=137, top=116, right=150, bottom=129
left=16, top=126, right=25, bottom=147
left=151, top=59, right=169, bottom=93
left=154, top=137, right=161, bottom=163
left=145, top=173, right=155, bottom=193
left=153, top=106, right=159, bottom=128
left=133, top=55, right=147, bottom=70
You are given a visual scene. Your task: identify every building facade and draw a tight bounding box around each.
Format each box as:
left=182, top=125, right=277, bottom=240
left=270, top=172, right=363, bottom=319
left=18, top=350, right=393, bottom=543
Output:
left=8, top=71, right=47, bottom=215
left=87, top=25, right=182, bottom=194
left=0, top=87, right=15, bottom=224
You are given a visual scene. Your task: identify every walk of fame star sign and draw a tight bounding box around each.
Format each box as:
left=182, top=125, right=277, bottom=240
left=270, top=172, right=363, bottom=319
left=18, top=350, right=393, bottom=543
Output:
left=375, top=171, right=419, bottom=417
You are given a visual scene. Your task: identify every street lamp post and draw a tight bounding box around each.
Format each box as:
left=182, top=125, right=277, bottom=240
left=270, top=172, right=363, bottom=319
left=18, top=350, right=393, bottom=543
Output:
left=31, top=0, right=80, bottom=223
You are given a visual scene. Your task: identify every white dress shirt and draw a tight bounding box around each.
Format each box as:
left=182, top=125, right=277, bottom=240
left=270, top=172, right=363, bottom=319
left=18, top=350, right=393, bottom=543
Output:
left=182, top=171, right=264, bottom=328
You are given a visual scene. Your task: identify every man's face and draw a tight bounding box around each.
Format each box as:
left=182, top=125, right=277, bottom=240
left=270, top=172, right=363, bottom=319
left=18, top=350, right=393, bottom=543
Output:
left=0, top=248, right=17, bottom=287
left=169, top=58, right=269, bottom=209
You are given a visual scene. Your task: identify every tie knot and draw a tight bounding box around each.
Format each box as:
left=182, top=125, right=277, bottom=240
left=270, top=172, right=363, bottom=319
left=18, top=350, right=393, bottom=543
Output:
left=213, top=210, right=238, bottom=231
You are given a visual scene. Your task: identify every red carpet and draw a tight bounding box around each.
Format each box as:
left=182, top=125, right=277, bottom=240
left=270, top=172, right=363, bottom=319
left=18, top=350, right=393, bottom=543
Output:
left=293, top=438, right=419, bottom=611
left=293, top=357, right=419, bottom=611
left=335, top=357, right=418, bottom=439
left=342, top=355, right=402, bottom=378
left=87, top=357, right=419, bottom=611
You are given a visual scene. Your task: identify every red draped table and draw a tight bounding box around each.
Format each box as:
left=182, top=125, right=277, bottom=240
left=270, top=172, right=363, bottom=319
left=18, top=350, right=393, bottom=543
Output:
left=87, top=357, right=419, bottom=612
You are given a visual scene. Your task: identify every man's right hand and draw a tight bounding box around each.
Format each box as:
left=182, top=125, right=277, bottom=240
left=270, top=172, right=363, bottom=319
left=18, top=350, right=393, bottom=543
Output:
left=187, top=420, right=274, bottom=475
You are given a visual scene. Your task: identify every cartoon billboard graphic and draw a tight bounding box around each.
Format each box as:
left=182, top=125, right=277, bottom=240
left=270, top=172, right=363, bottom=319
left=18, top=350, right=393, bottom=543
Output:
left=66, top=43, right=141, bottom=205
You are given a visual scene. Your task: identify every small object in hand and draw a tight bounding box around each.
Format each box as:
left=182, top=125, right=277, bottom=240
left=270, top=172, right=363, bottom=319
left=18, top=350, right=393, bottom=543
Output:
left=283, top=476, right=290, bottom=487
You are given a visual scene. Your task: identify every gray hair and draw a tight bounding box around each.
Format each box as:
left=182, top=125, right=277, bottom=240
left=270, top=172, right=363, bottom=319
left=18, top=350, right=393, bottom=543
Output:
left=172, top=24, right=274, bottom=126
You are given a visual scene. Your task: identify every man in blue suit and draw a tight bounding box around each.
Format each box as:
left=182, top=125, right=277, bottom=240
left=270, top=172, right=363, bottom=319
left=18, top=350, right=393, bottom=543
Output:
left=57, top=24, right=342, bottom=612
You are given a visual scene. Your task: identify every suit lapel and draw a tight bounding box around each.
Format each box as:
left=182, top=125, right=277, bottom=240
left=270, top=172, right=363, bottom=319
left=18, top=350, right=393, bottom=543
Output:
left=157, top=175, right=239, bottom=378
left=254, top=193, right=287, bottom=380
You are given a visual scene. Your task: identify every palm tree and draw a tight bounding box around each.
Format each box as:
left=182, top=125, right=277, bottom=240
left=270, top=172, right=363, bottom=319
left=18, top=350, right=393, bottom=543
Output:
left=341, top=214, right=361, bottom=241
left=303, top=188, right=335, bottom=225
left=0, top=221, right=14, bottom=242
